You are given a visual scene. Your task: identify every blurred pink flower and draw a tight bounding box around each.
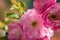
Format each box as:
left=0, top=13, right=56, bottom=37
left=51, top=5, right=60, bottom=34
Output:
left=19, top=9, right=54, bottom=40
left=8, top=9, right=54, bottom=40
left=33, top=0, right=56, bottom=13
left=8, top=22, right=20, bottom=31
left=8, top=28, right=22, bottom=40
left=8, top=22, right=23, bottom=40
left=43, top=3, right=60, bottom=30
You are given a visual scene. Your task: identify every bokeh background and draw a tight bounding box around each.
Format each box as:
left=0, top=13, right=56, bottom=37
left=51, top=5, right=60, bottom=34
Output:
left=0, top=0, right=60, bottom=40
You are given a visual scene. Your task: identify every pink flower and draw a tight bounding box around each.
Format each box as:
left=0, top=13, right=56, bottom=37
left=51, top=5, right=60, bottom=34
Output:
left=8, top=22, right=20, bottom=31
left=8, top=22, right=23, bottom=40
left=33, top=0, right=56, bottom=13
left=8, top=28, right=22, bottom=40
left=19, top=9, right=54, bottom=40
left=43, top=3, right=60, bottom=30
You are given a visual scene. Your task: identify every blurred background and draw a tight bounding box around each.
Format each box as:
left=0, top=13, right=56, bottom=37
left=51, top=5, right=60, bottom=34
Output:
left=0, top=0, right=60, bottom=40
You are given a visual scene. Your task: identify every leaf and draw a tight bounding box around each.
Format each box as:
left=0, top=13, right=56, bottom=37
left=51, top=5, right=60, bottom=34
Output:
left=6, top=12, right=20, bottom=19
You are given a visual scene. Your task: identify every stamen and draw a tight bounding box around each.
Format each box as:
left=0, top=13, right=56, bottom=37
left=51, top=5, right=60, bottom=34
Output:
left=32, top=21, right=37, bottom=27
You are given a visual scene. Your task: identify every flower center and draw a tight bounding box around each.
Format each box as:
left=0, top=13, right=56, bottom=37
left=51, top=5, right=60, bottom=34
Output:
left=50, top=14, right=56, bottom=20
left=32, top=21, right=37, bottom=27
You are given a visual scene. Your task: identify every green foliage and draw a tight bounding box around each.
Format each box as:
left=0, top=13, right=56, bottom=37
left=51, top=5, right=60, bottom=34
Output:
left=10, top=0, right=26, bottom=13
left=6, top=12, right=19, bottom=19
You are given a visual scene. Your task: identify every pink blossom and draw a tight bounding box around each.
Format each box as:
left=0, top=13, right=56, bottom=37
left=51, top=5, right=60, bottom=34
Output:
left=43, top=3, right=60, bottom=30
left=33, top=0, right=56, bottom=13
left=8, top=22, right=21, bottom=31
left=8, top=9, right=54, bottom=40
left=8, top=28, right=22, bottom=40
left=8, top=22, right=23, bottom=40
left=19, top=9, right=54, bottom=40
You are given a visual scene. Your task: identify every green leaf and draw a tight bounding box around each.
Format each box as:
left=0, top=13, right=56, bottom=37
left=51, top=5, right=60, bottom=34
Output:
left=6, top=12, right=20, bottom=19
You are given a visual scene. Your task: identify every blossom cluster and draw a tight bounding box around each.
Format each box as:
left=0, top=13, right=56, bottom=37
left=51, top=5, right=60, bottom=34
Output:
left=7, top=0, right=60, bottom=40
